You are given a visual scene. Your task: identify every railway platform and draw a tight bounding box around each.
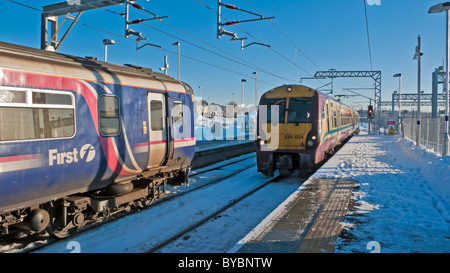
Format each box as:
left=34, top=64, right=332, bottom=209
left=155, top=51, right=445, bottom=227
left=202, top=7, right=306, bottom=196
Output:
left=231, top=127, right=450, bottom=253
left=229, top=134, right=365, bottom=253
left=192, top=140, right=255, bottom=169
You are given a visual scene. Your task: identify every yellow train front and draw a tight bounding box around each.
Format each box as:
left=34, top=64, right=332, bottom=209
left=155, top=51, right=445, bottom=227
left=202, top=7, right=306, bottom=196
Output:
left=256, top=85, right=360, bottom=177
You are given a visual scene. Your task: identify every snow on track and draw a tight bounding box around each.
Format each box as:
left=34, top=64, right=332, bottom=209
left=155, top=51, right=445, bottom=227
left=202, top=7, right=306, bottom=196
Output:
left=34, top=156, right=302, bottom=253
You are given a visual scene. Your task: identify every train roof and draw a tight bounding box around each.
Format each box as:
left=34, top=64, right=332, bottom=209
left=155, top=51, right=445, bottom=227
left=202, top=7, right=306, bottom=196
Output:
left=262, top=84, right=358, bottom=113
left=0, top=41, right=193, bottom=94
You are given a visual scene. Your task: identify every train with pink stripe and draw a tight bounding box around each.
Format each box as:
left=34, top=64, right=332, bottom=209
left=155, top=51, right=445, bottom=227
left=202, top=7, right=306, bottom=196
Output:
left=0, top=42, right=195, bottom=237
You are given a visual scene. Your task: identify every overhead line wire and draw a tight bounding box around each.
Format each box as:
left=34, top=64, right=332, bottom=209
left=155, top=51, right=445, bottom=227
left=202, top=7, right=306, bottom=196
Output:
left=6, top=0, right=277, bottom=87
left=363, top=0, right=373, bottom=70
left=101, top=0, right=298, bottom=83
left=242, top=0, right=322, bottom=71
left=193, top=0, right=320, bottom=80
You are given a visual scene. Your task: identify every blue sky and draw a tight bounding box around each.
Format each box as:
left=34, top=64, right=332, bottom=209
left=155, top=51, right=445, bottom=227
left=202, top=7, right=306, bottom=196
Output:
left=0, top=0, right=448, bottom=111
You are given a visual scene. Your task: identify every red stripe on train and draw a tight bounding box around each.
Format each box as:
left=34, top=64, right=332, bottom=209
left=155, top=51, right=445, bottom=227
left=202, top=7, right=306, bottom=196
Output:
left=0, top=154, right=41, bottom=163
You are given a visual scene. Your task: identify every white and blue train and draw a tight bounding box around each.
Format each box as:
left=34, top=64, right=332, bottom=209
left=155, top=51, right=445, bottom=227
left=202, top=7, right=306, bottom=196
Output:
left=0, top=41, right=195, bottom=237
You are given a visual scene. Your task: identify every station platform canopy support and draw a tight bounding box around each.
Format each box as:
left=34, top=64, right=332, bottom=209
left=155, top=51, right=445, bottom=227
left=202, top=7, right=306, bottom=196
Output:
left=432, top=66, right=450, bottom=118
left=41, top=0, right=165, bottom=52
left=41, top=0, right=130, bottom=52
left=216, top=0, right=274, bottom=50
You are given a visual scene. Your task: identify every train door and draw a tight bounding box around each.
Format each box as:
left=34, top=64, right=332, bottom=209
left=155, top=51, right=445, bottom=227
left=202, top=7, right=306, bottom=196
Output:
left=147, top=92, right=168, bottom=168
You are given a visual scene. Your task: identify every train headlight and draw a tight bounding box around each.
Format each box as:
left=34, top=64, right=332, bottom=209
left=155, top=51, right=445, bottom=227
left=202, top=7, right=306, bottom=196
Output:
left=305, top=129, right=320, bottom=149
left=259, top=140, right=265, bottom=146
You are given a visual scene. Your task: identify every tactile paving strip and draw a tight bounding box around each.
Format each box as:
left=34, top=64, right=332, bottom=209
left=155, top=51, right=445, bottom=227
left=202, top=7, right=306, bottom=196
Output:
left=236, top=178, right=355, bottom=253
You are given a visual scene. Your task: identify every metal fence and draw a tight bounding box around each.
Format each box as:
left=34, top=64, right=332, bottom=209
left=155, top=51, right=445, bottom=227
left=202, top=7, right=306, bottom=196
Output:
left=402, top=117, right=446, bottom=154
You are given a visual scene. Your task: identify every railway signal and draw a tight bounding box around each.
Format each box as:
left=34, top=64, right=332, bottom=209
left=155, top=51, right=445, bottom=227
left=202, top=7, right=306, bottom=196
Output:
left=367, top=105, right=374, bottom=119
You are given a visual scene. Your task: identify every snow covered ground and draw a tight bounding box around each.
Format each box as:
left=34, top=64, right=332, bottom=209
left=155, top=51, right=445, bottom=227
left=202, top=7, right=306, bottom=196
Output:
left=29, top=155, right=301, bottom=253
left=194, top=114, right=256, bottom=142
left=316, top=123, right=450, bottom=253
left=2, top=122, right=448, bottom=253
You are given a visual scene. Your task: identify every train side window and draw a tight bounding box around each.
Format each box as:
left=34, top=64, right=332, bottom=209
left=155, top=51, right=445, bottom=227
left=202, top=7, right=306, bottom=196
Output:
left=333, top=111, right=337, bottom=128
left=173, top=101, right=184, bottom=125
left=99, top=95, right=120, bottom=136
left=32, top=92, right=72, bottom=105
left=150, top=100, right=163, bottom=131
left=0, top=88, right=75, bottom=141
left=0, top=89, right=26, bottom=104
left=325, top=104, right=330, bottom=132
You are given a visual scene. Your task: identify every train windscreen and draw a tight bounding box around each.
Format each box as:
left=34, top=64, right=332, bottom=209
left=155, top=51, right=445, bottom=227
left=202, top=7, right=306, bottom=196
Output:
left=259, top=98, right=286, bottom=123
left=287, top=97, right=313, bottom=123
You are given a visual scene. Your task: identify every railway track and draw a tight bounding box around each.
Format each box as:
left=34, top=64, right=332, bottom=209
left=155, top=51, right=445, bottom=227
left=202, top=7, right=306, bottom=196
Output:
left=146, top=174, right=283, bottom=253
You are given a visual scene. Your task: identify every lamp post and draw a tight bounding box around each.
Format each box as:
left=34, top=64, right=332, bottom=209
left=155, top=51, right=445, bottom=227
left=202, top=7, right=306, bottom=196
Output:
left=429, top=2, right=450, bottom=155
left=394, top=73, right=402, bottom=136
left=241, top=79, right=247, bottom=107
left=159, top=55, right=169, bottom=75
left=103, top=39, right=115, bottom=62
left=392, top=91, right=397, bottom=118
left=413, top=35, right=423, bottom=146
left=252, top=72, right=257, bottom=106
left=172, top=42, right=180, bottom=80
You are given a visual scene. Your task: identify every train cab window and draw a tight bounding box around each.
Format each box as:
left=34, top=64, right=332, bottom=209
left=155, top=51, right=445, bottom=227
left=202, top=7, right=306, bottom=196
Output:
left=0, top=88, right=75, bottom=141
left=287, top=97, right=313, bottom=123
left=259, top=98, right=286, bottom=123
left=173, top=101, right=184, bottom=125
left=99, top=95, right=120, bottom=136
left=150, top=100, right=163, bottom=131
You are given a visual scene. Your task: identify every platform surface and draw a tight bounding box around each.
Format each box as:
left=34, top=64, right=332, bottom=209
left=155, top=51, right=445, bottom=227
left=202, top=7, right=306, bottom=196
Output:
left=231, top=135, right=364, bottom=253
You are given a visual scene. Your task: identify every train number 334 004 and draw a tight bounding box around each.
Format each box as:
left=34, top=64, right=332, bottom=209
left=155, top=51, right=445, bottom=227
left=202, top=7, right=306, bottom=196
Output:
left=284, top=134, right=303, bottom=140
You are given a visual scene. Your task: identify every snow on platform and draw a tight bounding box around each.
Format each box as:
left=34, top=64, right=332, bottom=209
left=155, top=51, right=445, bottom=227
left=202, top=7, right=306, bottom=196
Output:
left=231, top=123, right=450, bottom=253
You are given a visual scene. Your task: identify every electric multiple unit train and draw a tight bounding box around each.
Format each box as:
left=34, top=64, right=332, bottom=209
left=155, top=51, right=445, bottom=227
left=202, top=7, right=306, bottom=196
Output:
left=256, top=84, right=360, bottom=177
left=0, top=41, right=195, bottom=237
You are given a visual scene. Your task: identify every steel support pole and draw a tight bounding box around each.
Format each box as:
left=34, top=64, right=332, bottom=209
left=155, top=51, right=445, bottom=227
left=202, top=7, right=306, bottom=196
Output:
left=104, top=44, right=108, bottom=62
left=177, top=44, right=180, bottom=80
left=217, top=0, right=222, bottom=39
left=398, top=75, right=403, bottom=137
left=172, top=42, right=180, bottom=80
left=392, top=92, right=395, bottom=117
left=444, top=11, right=449, bottom=155
left=253, top=72, right=257, bottom=106
left=417, top=35, right=422, bottom=146
left=241, top=81, right=245, bottom=106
